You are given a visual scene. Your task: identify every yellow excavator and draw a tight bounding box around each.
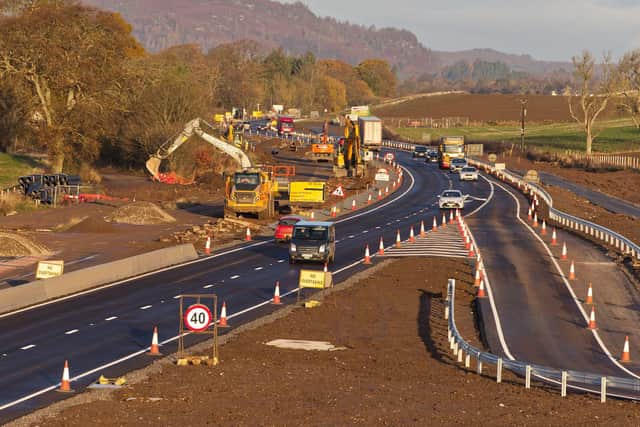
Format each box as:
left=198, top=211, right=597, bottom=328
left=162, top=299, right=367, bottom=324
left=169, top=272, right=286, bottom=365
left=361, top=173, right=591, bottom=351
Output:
left=146, top=118, right=278, bottom=219
left=334, top=116, right=365, bottom=178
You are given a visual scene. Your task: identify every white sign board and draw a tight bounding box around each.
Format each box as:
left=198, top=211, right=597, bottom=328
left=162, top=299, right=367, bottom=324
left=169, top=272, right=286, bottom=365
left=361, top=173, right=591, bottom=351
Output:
left=375, top=168, right=390, bottom=182
left=184, top=304, right=213, bottom=332
left=35, top=260, right=64, bottom=279
left=494, top=163, right=506, bottom=171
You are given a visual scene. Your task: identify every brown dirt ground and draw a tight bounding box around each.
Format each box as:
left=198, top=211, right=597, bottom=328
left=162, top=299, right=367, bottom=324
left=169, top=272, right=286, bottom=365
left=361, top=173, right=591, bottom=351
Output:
left=20, top=257, right=640, bottom=427
left=373, top=93, right=623, bottom=122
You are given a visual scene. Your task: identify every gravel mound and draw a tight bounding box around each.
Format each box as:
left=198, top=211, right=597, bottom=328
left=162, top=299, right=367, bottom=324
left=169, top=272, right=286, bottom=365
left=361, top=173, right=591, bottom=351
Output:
left=66, top=216, right=117, bottom=233
left=108, top=201, right=176, bottom=225
left=0, top=232, right=50, bottom=257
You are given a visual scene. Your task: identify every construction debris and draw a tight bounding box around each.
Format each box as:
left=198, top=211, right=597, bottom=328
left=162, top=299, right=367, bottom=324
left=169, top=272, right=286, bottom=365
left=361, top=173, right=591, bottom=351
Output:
left=108, top=201, right=176, bottom=225
left=0, top=231, right=50, bottom=257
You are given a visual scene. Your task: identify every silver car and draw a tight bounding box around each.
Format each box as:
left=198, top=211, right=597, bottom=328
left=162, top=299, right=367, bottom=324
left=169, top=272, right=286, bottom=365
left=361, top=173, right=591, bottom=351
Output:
left=449, top=158, right=467, bottom=173
left=459, top=166, right=479, bottom=181
left=438, top=189, right=465, bottom=209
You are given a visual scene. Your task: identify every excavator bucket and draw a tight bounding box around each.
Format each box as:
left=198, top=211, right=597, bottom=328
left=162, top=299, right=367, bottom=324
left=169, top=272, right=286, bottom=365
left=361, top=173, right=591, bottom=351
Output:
left=145, top=157, right=162, bottom=179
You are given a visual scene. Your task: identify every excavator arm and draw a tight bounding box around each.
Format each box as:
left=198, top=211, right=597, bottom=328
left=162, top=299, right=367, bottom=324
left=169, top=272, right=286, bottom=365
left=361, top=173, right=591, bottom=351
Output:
left=145, top=118, right=253, bottom=178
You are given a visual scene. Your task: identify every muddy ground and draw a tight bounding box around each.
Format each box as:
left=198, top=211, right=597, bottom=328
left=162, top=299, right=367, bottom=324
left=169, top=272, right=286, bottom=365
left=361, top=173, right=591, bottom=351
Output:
left=18, top=257, right=640, bottom=427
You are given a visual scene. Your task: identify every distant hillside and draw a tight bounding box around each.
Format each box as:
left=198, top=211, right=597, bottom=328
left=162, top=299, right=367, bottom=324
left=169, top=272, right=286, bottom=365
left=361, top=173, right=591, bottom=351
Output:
left=83, top=0, right=569, bottom=79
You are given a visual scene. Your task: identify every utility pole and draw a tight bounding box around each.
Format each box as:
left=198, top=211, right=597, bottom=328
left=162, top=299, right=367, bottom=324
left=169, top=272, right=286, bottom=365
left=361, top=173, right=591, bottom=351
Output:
left=520, top=98, right=528, bottom=151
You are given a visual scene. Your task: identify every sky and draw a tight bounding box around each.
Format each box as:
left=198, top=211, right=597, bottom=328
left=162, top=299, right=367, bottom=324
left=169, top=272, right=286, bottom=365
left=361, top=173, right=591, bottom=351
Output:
left=280, top=0, right=640, bottom=62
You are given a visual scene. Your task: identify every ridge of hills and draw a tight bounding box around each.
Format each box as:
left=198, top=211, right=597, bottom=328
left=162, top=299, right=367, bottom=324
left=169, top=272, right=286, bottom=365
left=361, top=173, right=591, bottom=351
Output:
left=83, top=0, right=571, bottom=78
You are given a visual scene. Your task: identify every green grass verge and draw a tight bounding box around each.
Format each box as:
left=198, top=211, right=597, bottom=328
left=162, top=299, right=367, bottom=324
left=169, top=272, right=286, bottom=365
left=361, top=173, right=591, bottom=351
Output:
left=394, top=119, right=640, bottom=152
left=0, top=152, right=45, bottom=189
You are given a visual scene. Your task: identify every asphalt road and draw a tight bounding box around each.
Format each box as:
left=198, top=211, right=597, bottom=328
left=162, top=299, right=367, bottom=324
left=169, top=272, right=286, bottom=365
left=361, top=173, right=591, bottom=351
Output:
left=0, top=151, right=491, bottom=422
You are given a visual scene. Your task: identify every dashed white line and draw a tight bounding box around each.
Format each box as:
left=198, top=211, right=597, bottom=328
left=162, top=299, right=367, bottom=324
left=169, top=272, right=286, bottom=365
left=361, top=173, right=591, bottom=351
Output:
left=20, top=344, right=35, bottom=350
left=362, top=230, right=369, bottom=233
left=105, top=316, right=117, bottom=321
left=140, top=305, right=152, bottom=310
left=277, top=259, right=286, bottom=263
left=230, top=275, right=240, bottom=279
left=254, top=266, right=263, bottom=271
left=65, top=329, right=79, bottom=335
left=173, top=295, right=181, bottom=299
left=348, top=235, right=355, bottom=238
left=375, top=226, right=381, bottom=229
left=203, top=284, right=214, bottom=289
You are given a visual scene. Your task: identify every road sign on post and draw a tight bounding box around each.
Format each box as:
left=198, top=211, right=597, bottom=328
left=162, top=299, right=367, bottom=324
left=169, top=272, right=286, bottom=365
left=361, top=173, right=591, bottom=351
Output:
left=177, top=294, right=219, bottom=366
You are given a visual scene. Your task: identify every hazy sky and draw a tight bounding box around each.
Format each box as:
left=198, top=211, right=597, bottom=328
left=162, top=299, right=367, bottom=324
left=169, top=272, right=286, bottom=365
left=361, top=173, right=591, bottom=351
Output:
left=280, top=0, right=640, bottom=61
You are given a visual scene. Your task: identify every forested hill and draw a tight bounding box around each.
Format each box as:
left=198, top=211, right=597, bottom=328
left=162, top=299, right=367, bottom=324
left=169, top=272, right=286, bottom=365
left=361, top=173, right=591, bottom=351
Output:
left=83, top=0, right=568, bottom=79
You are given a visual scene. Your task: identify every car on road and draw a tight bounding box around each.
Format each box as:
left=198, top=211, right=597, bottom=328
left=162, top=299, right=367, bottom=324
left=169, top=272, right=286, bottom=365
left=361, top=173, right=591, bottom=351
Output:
left=275, top=215, right=303, bottom=242
left=289, top=221, right=336, bottom=264
left=412, top=145, right=428, bottom=158
left=438, top=189, right=466, bottom=209
left=459, top=166, right=479, bottom=181
left=426, top=150, right=438, bottom=163
left=449, top=157, right=468, bottom=173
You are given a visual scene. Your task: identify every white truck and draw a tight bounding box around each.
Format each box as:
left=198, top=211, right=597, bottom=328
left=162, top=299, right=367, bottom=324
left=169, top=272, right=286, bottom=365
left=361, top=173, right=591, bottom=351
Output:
left=358, top=116, right=382, bottom=152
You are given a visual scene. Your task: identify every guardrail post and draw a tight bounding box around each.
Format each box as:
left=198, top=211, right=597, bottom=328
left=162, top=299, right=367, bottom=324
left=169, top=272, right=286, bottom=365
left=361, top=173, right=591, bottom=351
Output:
left=453, top=341, right=458, bottom=356
left=561, top=371, right=567, bottom=397
left=445, top=306, right=449, bottom=320
left=525, top=365, right=531, bottom=389
left=496, top=358, right=503, bottom=383
left=601, top=377, right=607, bottom=403
left=465, top=354, right=470, bottom=368
left=457, top=349, right=463, bottom=363
left=477, top=360, right=483, bottom=375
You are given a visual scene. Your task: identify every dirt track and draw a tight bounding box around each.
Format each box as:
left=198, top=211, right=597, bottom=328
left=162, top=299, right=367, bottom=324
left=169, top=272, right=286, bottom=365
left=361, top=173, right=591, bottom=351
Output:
left=23, top=257, right=640, bottom=427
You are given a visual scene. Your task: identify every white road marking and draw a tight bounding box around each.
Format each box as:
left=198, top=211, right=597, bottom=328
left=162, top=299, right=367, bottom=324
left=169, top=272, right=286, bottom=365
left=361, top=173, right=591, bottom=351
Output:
left=203, top=284, right=214, bottom=289
left=254, top=266, right=263, bottom=271
left=173, top=295, right=181, bottom=299
left=140, top=305, right=152, bottom=310
left=277, top=259, right=286, bottom=263
left=348, top=235, right=355, bottom=238
left=230, top=275, right=240, bottom=279
left=375, top=226, right=381, bottom=229
left=20, top=344, right=35, bottom=350
left=105, top=316, right=117, bottom=321
left=65, top=329, right=79, bottom=335
left=362, top=230, right=368, bottom=233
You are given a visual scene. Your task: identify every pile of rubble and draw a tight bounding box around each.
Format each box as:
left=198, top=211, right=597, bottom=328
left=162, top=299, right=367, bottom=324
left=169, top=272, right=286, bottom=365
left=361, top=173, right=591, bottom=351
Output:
left=0, top=231, right=50, bottom=257
left=161, top=218, right=267, bottom=245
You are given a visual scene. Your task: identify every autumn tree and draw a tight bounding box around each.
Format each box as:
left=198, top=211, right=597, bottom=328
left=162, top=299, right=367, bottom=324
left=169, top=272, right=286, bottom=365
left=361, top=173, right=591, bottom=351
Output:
left=0, top=77, right=33, bottom=151
left=317, top=59, right=373, bottom=105
left=356, top=59, right=397, bottom=98
left=314, top=75, right=347, bottom=112
left=567, top=51, right=616, bottom=154
left=618, top=50, right=640, bottom=129
left=0, top=1, right=144, bottom=171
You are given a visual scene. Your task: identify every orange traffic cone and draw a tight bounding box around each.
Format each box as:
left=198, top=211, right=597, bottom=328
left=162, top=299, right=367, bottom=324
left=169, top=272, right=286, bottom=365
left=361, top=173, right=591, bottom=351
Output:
left=331, top=206, right=337, bottom=217
left=527, top=207, right=532, bottom=220
left=420, top=220, right=426, bottom=237
left=367, top=193, right=372, bottom=205
left=533, top=212, right=539, bottom=227
left=465, top=234, right=471, bottom=250
left=477, top=280, right=486, bottom=298
left=449, top=210, right=454, bottom=224
left=364, top=244, right=372, bottom=264
left=219, top=302, right=228, bottom=327
left=378, top=237, right=385, bottom=255
left=310, top=211, right=315, bottom=220
left=569, top=260, right=576, bottom=280
left=551, top=228, right=558, bottom=245
left=588, top=306, right=597, bottom=329
left=324, top=262, right=328, bottom=273
left=395, top=229, right=402, bottom=248
left=474, top=268, right=481, bottom=286
left=541, top=220, right=547, bottom=236
left=621, top=336, right=631, bottom=362
left=205, top=235, right=212, bottom=255
left=468, top=242, right=475, bottom=258
left=432, top=216, right=438, bottom=232
left=377, top=189, right=382, bottom=200
left=58, top=360, right=73, bottom=393
left=245, top=227, right=252, bottom=241
left=273, top=281, right=282, bottom=304
left=148, top=326, right=162, bottom=356
left=385, top=186, right=389, bottom=194
left=561, top=242, right=567, bottom=260
left=586, top=283, right=593, bottom=304
left=351, top=199, right=356, bottom=211
left=409, top=226, right=416, bottom=243
left=441, top=213, right=447, bottom=228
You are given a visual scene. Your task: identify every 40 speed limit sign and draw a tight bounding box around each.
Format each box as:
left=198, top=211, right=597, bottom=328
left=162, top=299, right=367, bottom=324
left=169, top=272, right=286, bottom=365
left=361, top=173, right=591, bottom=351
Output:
left=184, top=303, right=213, bottom=332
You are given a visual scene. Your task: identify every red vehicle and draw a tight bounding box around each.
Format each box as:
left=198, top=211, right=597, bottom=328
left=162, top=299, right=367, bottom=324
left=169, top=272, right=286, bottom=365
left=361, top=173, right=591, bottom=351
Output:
left=274, top=215, right=303, bottom=242
left=277, top=116, right=295, bottom=136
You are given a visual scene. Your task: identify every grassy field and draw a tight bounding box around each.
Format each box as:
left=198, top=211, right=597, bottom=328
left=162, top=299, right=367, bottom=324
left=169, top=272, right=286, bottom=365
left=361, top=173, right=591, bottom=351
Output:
left=393, top=119, right=640, bottom=152
left=0, top=152, right=44, bottom=189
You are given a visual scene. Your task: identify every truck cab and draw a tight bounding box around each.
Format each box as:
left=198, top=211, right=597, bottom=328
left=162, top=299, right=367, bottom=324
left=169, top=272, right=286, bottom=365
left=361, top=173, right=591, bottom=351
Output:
left=289, top=221, right=336, bottom=264
left=277, top=116, right=295, bottom=136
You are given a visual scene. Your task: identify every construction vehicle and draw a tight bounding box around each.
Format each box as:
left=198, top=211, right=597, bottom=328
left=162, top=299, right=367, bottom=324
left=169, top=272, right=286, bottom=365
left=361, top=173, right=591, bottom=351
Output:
left=308, top=121, right=334, bottom=163
left=334, top=117, right=365, bottom=178
left=438, top=136, right=465, bottom=169
left=277, top=116, right=295, bottom=136
left=358, top=116, right=382, bottom=152
left=145, top=118, right=280, bottom=219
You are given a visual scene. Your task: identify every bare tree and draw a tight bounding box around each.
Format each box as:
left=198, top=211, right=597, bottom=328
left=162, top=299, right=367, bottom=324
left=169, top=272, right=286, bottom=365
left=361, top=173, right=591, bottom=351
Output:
left=618, top=49, right=640, bottom=129
left=567, top=51, right=616, bottom=154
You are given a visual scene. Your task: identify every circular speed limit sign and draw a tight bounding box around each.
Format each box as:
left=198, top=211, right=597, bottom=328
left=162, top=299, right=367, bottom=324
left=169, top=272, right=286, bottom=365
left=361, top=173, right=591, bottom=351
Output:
left=184, top=304, right=213, bottom=332
left=384, top=152, right=395, bottom=162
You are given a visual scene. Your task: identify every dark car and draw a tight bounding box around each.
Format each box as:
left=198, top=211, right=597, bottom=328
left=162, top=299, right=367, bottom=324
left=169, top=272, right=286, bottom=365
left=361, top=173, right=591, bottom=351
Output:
left=426, top=150, right=438, bottom=163
left=289, top=221, right=336, bottom=264
left=413, top=146, right=428, bottom=158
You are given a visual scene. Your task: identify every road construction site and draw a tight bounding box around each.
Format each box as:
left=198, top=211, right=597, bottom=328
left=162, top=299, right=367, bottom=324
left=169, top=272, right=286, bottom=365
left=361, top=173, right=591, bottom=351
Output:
left=2, top=120, right=640, bottom=424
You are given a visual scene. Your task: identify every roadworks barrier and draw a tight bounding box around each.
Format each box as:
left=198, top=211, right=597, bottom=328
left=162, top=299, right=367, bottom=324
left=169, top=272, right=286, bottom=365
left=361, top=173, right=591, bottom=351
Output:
left=0, top=244, right=198, bottom=315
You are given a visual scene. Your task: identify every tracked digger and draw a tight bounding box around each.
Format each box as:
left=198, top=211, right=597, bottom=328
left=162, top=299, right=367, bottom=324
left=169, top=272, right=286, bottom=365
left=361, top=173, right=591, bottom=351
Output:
left=145, top=118, right=284, bottom=219
left=333, top=117, right=366, bottom=178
